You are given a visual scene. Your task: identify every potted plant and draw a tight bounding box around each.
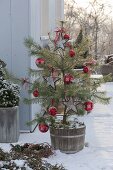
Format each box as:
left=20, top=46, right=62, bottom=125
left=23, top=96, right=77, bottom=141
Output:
left=23, top=21, right=110, bottom=153
left=0, top=60, right=20, bottom=143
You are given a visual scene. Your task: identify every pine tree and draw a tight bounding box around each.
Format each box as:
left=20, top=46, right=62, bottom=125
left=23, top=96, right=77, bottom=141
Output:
left=23, top=21, right=110, bottom=132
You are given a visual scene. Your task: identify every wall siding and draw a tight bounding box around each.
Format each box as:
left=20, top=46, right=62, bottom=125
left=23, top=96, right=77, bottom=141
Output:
left=30, top=0, right=42, bottom=131
left=0, top=0, right=64, bottom=131
left=41, top=0, right=49, bottom=36
left=0, top=0, right=12, bottom=72
left=11, top=0, right=31, bottom=131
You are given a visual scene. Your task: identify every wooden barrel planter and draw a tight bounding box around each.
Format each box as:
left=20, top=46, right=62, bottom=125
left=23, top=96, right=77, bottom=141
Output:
left=0, top=106, right=20, bottom=143
left=50, top=125, right=86, bottom=154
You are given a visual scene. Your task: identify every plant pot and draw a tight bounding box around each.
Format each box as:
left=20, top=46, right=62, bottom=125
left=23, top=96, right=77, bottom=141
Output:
left=0, top=106, right=20, bottom=143
left=50, top=125, right=86, bottom=154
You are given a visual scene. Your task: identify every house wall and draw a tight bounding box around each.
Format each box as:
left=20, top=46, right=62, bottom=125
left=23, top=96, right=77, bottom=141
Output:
left=0, top=0, right=64, bottom=131
left=30, top=0, right=42, bottom=132
left=0, top=1, right=12, bottom=72
left=0, top=0, right=31, bottom=131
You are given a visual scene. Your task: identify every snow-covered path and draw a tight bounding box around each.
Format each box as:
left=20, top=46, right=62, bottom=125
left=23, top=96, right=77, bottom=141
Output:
left=0, top=82, right=113, bottom=170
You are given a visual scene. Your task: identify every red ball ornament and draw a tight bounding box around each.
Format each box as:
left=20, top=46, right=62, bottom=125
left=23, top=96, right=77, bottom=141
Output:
left=69, top=49, right=75, bottom=57
left=38, top=123, right=49, bottom=133
left=35, top=58, right=45, bottom=65
left=48, top=106, right=57, bottom=116
left=84, top=101, right=93, bottom=111
left=64, top=34, right=70, bottom=40
left=83, top=66, right=89, bottom=73
left=33, top=89, right=39, bottom=97
left=64, top=74, right=74, bottom=84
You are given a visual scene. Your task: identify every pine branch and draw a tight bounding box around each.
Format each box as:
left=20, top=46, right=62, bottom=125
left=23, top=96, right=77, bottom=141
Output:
left=24, top=37, right=41, bottom=56
left=93, top=94, right=110, bottom=104
left=5, top=71, right=22, bottom=85
left=24, top=97, right=47, bottom=105
left=27, top=114, right=46, bottom=125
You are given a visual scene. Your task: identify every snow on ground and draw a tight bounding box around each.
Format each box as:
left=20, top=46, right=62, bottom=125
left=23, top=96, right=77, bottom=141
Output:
left=0, top=82, right=113, bottom=170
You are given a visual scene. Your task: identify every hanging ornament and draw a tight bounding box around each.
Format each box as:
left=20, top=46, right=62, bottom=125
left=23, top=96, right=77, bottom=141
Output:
left=55, top=36, right=66, bottom=50
left=63, top=97, right=78, bottom=113
left=54, top=31, right=60, bottom=45
left=64, top=74, right=74, bottom=84
left=69, top=49, right=75, bottom=57
left=83, top=66, right=90, bottom=73
left=35, top=58, right=45, bottom=66
left=54, top=28, right=67, bottom=50
left=38, top=123, right=49, bottom=133
left=54, top=28, right=66, bottom=46
left=48, top=106, right=57, bottom=116
left=84, top=101, right=93, bottom=111
left=44, top=76, right=60, bottom=89
left=33, top=89, right=39, bottom=97
left=64, top=34, right=70, bottom=40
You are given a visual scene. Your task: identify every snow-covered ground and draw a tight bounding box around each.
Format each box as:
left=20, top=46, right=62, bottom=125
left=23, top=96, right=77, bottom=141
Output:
left=0, top=82, right=113, bottom=170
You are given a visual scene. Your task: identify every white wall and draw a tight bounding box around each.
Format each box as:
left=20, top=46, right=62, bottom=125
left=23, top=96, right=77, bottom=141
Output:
left=49, top=0, right=56, bottom=31
left=0, top=1, right=12, bottom=72
left=30, top=0, right=42, bottom=132
left=0, top=0, right=64, bottom=131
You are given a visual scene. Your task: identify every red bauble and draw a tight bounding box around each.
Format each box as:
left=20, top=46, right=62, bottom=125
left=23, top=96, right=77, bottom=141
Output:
left=64, top=74, right=74, bottom=84
left=69, top=49, right=75, bottom=57
left=38, top=123, right=49, bottom=133
left=33, top=89, right=39, bottom=97
left=83, top=66, right=89, bottom=73
left=48, top=106, right=57, bottom=116
left=84, top=101, right=93, bottom=111
left=64, top=34, right=70, bottom=40
left=35, top=58, right=45, bottom=65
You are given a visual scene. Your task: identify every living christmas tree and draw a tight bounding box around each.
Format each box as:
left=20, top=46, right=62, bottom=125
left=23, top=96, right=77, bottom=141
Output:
left=23, top=21, right=110, bottom=133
